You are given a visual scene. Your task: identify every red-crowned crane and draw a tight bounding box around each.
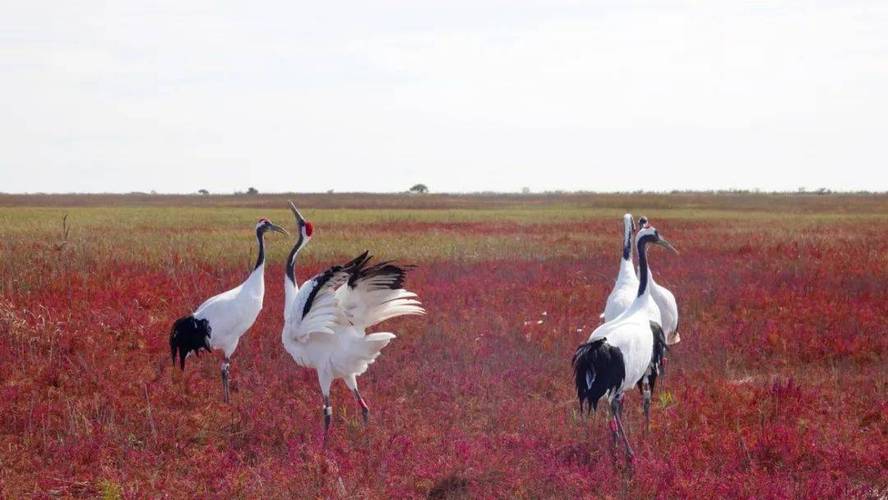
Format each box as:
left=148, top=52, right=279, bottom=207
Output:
left=573, top=225, right=677, bottom=461
left=637, top=216, right=680, bottom=345
left=281, top=202, right=424, bottom=443
left=169, top=218, right=288, bottom=402
left=601, top=213, right=639, bottom=322
left=603, top=214, right=680, bottom=425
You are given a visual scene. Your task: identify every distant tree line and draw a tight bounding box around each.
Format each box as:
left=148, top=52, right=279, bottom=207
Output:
left=183, top=186, right=876, bottom=196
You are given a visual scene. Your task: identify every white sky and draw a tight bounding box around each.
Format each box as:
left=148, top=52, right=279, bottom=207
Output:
left=2, top=0, right=887, bottom=193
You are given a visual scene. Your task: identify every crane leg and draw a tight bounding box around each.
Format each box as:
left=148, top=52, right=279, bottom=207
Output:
left=345, top=376, right=369, bottom=425
left=220, top=358, right=230, bottom=403
left=322, top=395, right=332, bottom=447
left=319, top=371, right=333, bottom=447
left=642, top=377, right=652, bottom=435
left=611, top=394, right=634, bottom=460
left=608, top=412, right=619, bottom=465
left=353, top=389, right=369, bottom=425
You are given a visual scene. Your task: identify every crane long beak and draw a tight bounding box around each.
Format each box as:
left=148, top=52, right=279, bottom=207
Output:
left=288, top=200, right=306, bottom=225
left=269, top=223, right=289, bottom=236
left=656, top=238, right=679, bottom=255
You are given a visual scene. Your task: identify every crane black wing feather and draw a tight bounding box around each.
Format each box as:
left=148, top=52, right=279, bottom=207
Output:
left=301, top=253, right=368, bottom=319
left=333, top=253, right=424, bottom=329
left=347, top=256, right=415, bottom=291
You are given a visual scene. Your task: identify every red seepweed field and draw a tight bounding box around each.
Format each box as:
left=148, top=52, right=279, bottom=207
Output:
left=0, top=193, right=885, bottom=497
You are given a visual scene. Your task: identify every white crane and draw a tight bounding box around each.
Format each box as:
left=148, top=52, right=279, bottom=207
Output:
left=281, top=202, right=424, bottom=443
left=169, top=218, right=288, bottom=402
left=637, top=216, right=680, bottom=345
left=601, top=214, right=680, bottom=424
left=573, top=225, right=676, bottom=460
left=601, top=213, right=639, bottom=322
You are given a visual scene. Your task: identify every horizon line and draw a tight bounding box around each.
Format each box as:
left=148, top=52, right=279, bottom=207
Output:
left=0, top=189, right=886, bottom=196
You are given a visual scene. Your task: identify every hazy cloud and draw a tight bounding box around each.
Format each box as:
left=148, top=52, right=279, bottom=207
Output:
left=1, top=1, right=886, bottom=193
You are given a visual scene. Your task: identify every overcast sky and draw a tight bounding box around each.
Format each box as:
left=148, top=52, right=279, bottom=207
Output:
left=2, top=1, right=887, bottom=193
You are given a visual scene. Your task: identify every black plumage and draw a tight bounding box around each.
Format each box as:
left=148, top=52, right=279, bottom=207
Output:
left=169, top=315, right=212, bottom=370
left=572, top=338, right=626, bottom=412
left=638, top=321, right=668, bottom=394
left=341, top=250, right=372, bottom=273
left=649, top=321, right=669, bottom=392
left=348, top=254, right=415, bottom=290
left=300, top=252, right=368, bottom=319
left=649, top=321, right=667, bottom=378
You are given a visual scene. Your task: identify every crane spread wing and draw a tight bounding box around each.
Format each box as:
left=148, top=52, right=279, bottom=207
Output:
left=285, top=264, right=353, bottom=342
left=335, top=254, right=425, bottom=329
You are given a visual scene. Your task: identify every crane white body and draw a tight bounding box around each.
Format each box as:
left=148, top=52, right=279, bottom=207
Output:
left=648, top=267, right=680, bottom=345
left=635, top=216, right=680, bottom=345
left=281, top=260, right=410, bottom=394
left=589, top=288, right=660, bottom=396
left=280, top=203, right=423, bottom=441
left=602, top=214, right=639, bottom=322
left=603, top=258, right=639, bottom=322
left=282, top=256, right=423, bottom=395
left=169, top=218, right=287, bottom=402
left=282, top=325, right=394, bottom=384
left=574, top=225, right=675, bottom=460
left=194, top=264, right=265, bottom=358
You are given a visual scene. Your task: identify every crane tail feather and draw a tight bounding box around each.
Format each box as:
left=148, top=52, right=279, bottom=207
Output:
left=169, top=315, right=212, bottom=370
left=647, top=321, right=668, bottom=392
left=572, top=338, right=625, bottom=412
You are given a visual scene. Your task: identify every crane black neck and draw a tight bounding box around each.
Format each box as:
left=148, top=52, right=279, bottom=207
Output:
left=622, top=227, right=633, bottom=261
left=285, top=232, right=305, bottom=285
left=254, top=227, right=267, bottom=271
left=636, top=234, right=656, bottom=297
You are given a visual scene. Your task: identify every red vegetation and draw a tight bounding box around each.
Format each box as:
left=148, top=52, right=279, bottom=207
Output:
left=0, top=199, right=886, bottom=497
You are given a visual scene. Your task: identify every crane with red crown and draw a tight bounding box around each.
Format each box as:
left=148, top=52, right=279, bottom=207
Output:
left=169, top=217, right=288, bottom=402
left=574, top=224, right=677, bottom=462
left=601, top=213, right=639, bottom=322
left=636, top=216, right=680, bottom=346
left=281, top=202, right=425, bottom=444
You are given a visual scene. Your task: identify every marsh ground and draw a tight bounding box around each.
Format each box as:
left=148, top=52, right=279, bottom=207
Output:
left=0, top=193, right=885, bottom=497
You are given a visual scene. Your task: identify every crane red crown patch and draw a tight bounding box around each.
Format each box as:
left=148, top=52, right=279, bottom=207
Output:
left=257, top=217, right=270, bottom=225
left=304, top=221, right=314, bottom=237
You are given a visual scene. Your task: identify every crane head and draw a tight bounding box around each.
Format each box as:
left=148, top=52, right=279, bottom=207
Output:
left=636, top=225, right=678, bottom=255
left=256, top=218, right=289, bottom=236
left=288, top=201, right=314, bottom=239
left=637, top=215, right=649, bottom=229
